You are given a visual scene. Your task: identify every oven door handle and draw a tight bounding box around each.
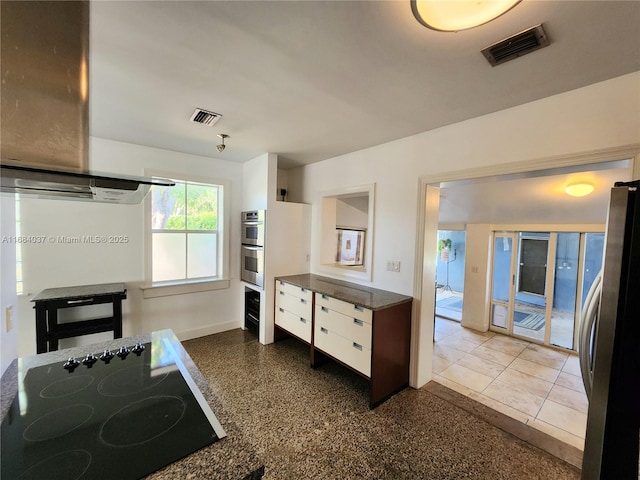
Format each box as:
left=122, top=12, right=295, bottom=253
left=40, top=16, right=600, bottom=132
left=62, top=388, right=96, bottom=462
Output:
left=242, top=245, right=263, bottom=251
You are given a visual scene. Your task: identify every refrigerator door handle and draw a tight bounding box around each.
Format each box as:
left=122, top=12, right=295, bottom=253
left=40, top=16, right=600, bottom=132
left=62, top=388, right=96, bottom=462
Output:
left=578, top=271, right=602, bottom=399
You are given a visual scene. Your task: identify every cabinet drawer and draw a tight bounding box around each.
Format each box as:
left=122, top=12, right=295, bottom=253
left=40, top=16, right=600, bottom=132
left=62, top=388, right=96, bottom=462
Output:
left=315, top=304, right=371, bottom=350
left=276, top=307, right=311, bottom=343
left=315, top=294, right=372, bottom=323
left=314, top=316, right=371, bottom=377
left=276, top=280, right=312, bottom=302
left=276, top=290, right=312, bottom=319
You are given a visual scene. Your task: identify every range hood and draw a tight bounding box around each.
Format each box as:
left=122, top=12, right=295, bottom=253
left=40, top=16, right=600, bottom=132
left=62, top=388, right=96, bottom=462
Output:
left=0, top=1, right=173, bottom=204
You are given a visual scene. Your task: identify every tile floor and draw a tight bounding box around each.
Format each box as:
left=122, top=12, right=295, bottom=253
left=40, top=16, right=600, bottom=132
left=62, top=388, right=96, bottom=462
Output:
left=433, top=317, right=588, bottom=451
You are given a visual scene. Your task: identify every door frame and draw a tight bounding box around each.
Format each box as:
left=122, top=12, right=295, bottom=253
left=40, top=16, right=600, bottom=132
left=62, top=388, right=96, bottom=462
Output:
left=410, top=144, right=640, bottom=389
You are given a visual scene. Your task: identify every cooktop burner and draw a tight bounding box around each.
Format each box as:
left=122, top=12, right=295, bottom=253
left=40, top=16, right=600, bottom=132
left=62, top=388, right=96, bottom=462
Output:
left=1, top=338, right=225, bottom=480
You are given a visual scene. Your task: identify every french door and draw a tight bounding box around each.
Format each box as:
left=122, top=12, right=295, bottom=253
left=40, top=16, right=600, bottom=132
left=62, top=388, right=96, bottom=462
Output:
left=489, top=230, right=605, bottom=351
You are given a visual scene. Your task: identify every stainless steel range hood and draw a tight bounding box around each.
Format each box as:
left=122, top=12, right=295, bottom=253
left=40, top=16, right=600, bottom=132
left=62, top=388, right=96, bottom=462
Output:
left=0, top=1, right=173, bottom=204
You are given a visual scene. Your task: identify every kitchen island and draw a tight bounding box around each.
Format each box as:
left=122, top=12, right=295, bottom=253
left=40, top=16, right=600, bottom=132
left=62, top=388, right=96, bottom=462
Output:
left=0, top=329, right=264, bottom=480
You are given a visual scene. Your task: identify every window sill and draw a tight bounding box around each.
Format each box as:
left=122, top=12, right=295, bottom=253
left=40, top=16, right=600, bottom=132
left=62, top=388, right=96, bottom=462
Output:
left=141, top=278, right=230, bottom=299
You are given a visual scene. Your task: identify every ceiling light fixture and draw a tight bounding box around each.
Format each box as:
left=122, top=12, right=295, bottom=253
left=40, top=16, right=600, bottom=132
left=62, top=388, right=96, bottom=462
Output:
left=565, top=183, right=595, bottom=197
left=411, top=0, right=521, bottom=32
left=216, top=134, right=229, bottom=153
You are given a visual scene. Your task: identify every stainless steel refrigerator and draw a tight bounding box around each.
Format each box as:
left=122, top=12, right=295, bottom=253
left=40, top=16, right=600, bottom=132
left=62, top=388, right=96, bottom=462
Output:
left=579, top=180, right=640, bottom=479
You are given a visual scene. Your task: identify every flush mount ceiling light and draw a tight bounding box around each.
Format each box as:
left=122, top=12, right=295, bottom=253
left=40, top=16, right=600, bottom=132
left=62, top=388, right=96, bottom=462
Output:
left=411, top=0, right=521, bottom=32
left=216, top=134, right=229, bottom=153
left=565, top=183, right=595, bottom=197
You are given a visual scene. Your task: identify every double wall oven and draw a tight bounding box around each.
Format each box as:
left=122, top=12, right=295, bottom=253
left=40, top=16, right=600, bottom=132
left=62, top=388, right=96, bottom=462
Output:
left=241, top=210, right=264, bottom=289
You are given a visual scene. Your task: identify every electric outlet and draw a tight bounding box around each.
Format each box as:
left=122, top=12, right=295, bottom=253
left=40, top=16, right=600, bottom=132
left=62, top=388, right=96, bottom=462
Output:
left=387, top=260, right=401, bottom=272
left=5, top=305, right=13, bottom=333
left=306, top=254, right=310, bottom=262
left=471, top=266, right=479, bottom=273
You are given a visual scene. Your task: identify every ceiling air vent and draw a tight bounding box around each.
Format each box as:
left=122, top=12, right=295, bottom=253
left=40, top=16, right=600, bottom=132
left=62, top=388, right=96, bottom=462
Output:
left=482, top=24, right=549, bottom=67
left=189, top=108, right=222, bottom=127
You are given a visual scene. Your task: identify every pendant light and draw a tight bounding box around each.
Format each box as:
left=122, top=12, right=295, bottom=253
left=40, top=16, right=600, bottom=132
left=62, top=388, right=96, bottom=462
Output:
left=411, top=0, right=521, bottom=32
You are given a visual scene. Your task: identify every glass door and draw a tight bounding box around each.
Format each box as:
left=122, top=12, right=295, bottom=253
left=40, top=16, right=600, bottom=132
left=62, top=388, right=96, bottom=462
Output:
left=513, top=232, right=551, bottom=342
left=490, top=233, right=516, bottom=333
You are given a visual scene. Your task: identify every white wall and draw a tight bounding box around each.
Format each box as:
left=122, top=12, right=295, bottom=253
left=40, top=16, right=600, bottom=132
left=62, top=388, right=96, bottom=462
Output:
left=1, top=196, right=18, bottom=375
left=289, top=73, right=640, bottom=296
left=14, top=137, right=244, bottom=357
left=288, top=72, right=640, bottom=387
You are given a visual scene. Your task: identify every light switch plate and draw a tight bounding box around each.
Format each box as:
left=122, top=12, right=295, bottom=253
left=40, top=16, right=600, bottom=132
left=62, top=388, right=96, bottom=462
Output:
left=387, top=260, right=401, bottom=272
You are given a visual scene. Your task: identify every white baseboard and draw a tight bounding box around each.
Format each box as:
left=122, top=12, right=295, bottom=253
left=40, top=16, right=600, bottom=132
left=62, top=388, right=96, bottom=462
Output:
left=175, top=320, right=241, bottom=341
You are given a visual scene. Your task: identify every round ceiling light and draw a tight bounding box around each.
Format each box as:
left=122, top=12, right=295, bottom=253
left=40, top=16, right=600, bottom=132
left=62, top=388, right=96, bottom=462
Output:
left=411, top=0, right=521, bottom=32
left=565, top=183, right=595, bottom=197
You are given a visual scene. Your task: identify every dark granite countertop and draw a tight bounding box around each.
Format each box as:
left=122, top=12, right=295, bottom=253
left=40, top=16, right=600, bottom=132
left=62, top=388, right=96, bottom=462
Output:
left=275, top=273, right=412, bottom=311
left=0, top=329, right=263, bottom=479
left=30, top=282, right=127, bottom=302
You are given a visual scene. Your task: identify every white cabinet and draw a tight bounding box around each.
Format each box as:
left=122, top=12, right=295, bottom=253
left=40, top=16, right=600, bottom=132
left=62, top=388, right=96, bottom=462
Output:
left=274, top=274, right=413, bottom=408
left=314, top=293, right=373, bottom=377
left=275, top=280, right=312, bottom=343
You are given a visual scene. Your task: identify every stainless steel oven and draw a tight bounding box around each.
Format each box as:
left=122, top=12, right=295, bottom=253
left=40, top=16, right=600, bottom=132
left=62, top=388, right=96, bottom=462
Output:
left=241, top=210, right=265, bottom=289
left=241, top=210, right=265, bottom=246
left=241, top=245, right=264, bottom=288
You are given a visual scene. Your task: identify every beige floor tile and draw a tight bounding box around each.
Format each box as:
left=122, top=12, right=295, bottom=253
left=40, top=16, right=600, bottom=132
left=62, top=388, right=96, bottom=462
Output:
left=518, top=344, right=568, bottom=369
left=432, top=375, right=473, bottom=397
left=496, top=368, right=554, bottom=398
left=555, top=371, right=586, bottom=394
left=433, top=343, right=467, bottom=363
left=457, top=353, right=505, bottom=379
left=432, top=354, right=453, bottom=375
left=440, top=363, right=494, bottom=393
left=536, top=399, right=587, bottom=438
left=527, top=418, right=585, bottom=451
left=453, top=328, right=495, bottom=346
left=547, top=384, right=588, bottom=414
left=470, top=345, right=516, bottom=367
left=483, top=335, right=529, bottom=357
left=468, top=391, right=533, bottom=424
left=439, top=335, right=481, bottom=353
left=562, top=354, right=582, bottom=376
left=482, top=379, right=545, bottom=417
left=509, top=357, right=560, bottom=383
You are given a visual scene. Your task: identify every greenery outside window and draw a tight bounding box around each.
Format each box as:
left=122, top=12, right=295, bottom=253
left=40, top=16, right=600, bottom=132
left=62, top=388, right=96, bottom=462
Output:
left=143, top=171, right=230, bottom=298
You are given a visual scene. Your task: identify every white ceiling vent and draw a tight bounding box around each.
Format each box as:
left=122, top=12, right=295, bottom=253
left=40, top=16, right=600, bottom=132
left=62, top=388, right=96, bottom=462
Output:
left=482, top=24, right=550, bottom=67
left=190, top=108, right=222, bottom=127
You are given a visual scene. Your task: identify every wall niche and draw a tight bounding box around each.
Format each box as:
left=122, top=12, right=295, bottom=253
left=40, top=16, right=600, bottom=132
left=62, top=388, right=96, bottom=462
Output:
left=318, top=184, right=375, bottom=282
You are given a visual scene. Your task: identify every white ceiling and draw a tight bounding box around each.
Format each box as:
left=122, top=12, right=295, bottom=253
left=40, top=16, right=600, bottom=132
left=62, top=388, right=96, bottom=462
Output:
left=438, top=160, right=633, bottom=225
left=89, top=1, right=640, bottom=170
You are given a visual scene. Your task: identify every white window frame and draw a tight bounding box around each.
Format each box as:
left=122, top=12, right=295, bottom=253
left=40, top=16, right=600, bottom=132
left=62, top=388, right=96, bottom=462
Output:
left=142, top=170, right=230, bottom=298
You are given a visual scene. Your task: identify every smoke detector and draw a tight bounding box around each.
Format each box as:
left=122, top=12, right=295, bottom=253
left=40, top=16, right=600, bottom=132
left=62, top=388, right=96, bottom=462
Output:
left=482, top=24, right=550, bottom=66
left=190, top=108, right=222, bottom=127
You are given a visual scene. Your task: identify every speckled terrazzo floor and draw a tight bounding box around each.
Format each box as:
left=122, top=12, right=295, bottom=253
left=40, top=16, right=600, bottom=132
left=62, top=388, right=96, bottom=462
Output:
left=183, top=329, right=580, bottom=479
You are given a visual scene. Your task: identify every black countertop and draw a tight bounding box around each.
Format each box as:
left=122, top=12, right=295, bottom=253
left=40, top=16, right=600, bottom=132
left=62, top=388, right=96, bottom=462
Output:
left=275, top=273, right=412, bottom=311
left=0, top=329, right=263, bottom=479
left=30, top=282, right=126, bottom=302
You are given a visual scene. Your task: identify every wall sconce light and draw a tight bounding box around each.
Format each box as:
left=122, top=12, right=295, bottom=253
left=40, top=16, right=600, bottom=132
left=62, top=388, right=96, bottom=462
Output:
left=411, top=0, right=521, bottom=32
left=565, top=183, right=595, bottom=197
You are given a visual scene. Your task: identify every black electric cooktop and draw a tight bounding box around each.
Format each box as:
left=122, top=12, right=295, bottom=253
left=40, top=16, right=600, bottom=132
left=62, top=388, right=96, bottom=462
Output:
left=1, top=338, right=226, bottom=480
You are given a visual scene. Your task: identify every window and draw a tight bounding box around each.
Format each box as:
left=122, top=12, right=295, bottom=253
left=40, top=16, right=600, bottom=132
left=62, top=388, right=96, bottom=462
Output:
left=147, top=174, right=228, bottom=292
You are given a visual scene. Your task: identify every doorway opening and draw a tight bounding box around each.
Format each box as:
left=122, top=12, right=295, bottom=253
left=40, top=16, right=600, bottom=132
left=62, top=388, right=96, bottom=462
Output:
left=435, top=230, right=466, bottom=322
left=489, top=230, right=605, bottom=351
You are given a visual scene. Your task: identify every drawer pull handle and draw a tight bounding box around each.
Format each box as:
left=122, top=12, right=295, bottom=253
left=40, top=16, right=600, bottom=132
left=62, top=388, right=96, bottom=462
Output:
left=300, top=299, right=307, bottom=304
left=353, top=319, right=364, bottom=326
left=279, top=280, right=284, bottom=286
left=279, top=291, right=285, bottom=295
left=322, top=294, right=329, bottom=300
left=279, top=307, right=284, bottom=313
left=320, top=327, right=328, bottom=334
left=299, top=317, right=307, bottom=324
left=67, top=298, right=94, bottom=305
left=321, top=306, right=329, bottom=313
left=352, top=342, right=363, bottom=351
left=301, top=288, right=307, bottom=293
left=354, top=305, right=364, bottom=312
